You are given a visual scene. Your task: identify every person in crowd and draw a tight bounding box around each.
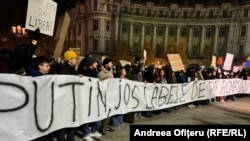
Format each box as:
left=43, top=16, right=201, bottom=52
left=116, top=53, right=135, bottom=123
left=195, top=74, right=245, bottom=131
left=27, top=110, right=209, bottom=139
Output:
left=131, top=56, right=154, bottom=118
left=185, top=67, right=198, bottom=108
left=26, top=56, right=51, bottom=77
left=110, top=66, right=126, bottom=128
left=153, top=68, right=168, bottom=114
left=97, top=57, right=115, bottom=135
left=217, top=70, right=226, bottom=103
left=49, top=57, right=64, bottom=74
left=155, top=69, right=167, bottom=84
left=122, top=64, right=136, bottom=123
left=8, top=28, right=40, bottom=75
left=164, top=63, right=173, bottom=84
left=54, top=50, right=79, bottom=141
left=77, top=55, right=102, bottom=141
left=0, top=49, right=13, bottom=73
left=179, top=70, right=188, bottom=83
left=144, top=64, right=157, bottom=84
left=207, top=67, right=218, bottom=104
left=224, top=70, right=237, bottom=101
left=25, top=56, right=52, bottom=141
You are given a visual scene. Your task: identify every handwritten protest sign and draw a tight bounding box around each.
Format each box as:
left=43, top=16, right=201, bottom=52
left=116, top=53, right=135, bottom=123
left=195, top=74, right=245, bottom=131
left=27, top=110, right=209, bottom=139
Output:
left=25, top=0, right=57, bottom=36
left=223, top=53, right=234, bottom=70
left=211, top=55, right=216, bottom=67
left=0, top=74, right=250, bottom=140
left=167, top=54, right=185, bottom=71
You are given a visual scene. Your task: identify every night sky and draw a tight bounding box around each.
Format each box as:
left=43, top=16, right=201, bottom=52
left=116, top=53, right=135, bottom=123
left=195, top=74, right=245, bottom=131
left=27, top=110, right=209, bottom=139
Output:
left=0, top=0, right=245, bottom=30
left=0, top=0, right=78, bottom=30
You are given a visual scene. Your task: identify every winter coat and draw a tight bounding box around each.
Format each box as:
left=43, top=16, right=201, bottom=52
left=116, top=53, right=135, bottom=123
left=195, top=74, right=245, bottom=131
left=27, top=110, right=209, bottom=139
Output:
left=58, top=63, right=77, bottom=75
left=97, top=66, right=114, bottom=80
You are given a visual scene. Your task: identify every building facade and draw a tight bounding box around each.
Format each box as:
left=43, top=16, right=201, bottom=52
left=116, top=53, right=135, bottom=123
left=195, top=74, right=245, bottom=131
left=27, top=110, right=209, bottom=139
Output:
left=64, top=0, right=250, bottom=60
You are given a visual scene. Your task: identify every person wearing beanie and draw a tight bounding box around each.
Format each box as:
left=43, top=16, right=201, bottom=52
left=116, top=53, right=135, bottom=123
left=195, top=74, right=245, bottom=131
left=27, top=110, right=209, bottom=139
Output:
left=77, top=56, right=103, bottom=141
left=63, top=50, right=77, bottom=62
left=77, top=55, right=99, bottom=75
left=97, top=57, right=115, bottom=135
left=55, top=50, right=79, bottom=141
left=102, top=58, right=112, bottom=68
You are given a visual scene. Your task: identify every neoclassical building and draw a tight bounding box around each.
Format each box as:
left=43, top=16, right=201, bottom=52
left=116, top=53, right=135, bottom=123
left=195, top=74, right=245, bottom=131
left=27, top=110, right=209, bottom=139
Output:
left=64, top=0, right=250, bottom=60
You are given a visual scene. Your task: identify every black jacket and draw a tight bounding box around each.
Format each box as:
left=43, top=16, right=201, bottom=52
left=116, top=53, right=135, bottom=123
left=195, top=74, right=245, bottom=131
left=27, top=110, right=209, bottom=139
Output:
left=58, top=63, right=77, bottom=75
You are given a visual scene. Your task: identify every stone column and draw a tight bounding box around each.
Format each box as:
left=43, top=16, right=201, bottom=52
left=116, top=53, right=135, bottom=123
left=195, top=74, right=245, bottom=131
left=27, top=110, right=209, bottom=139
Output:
left=227, top=23, right=234, bottom=52
left=113, top=14, right=119, bottom=46
left=152, top=24, right=156, bottom=50
left=213, top=25, right=219, bottom=55
left=200, top=26, right=205, bottom=54
left=188, top=26, right=193, bottom=54
left=129, top=22, right=134, bottom=48
left=177, top=26, right=180, bottom=47
left=163, top=25, right=169, bottom=51
left=141, top=23, right=145, bottom=48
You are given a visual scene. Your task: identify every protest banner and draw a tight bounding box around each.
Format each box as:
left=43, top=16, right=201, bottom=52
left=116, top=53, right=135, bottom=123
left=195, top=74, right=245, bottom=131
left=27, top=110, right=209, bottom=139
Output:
left=0, top=74, right=250, bottom=140
left=25, top=0, right=57, bottom=36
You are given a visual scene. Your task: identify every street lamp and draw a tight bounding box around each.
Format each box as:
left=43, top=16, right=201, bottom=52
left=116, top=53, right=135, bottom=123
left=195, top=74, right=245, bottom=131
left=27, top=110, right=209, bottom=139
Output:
left=11, top=25, right=28, bottom=37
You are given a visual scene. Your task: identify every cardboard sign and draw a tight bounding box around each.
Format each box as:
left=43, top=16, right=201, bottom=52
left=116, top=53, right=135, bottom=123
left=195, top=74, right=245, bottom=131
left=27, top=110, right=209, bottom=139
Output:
left=25, top=0, right=57, bottom=36
left=119, top=60, right=131, bottom=67
left=167, top=54, right=185, bottom=71
left=211, top=55, right=216, bottom=67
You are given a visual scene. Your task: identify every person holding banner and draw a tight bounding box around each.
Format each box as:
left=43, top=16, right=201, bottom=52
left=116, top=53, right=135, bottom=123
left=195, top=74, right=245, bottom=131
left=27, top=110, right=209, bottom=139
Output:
left=54, top=50, right=80, bottom=141
left=217, top=71, right=226, bottom=103
left=207, top=68, right=218, bottom=104
left=110, top=66, right=127, bottom=127
left=25, top=56, right=53, bottom=141
left=131, top=56, right=154, bottom=118
left=77, top=55, right=102, bottom=141
left=97, top=57, right=115, bottom=135
left=122, top=64, right=136, bottom=123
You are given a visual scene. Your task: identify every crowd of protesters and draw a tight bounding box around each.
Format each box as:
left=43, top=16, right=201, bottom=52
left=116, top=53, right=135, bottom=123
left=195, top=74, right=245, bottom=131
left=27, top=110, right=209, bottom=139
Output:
left=0, top=29, right=250, bottom=141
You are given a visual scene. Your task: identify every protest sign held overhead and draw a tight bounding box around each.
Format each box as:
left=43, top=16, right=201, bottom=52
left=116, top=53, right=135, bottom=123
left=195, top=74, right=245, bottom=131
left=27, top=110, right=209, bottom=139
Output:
left=167, top=54, right=185, bottom=71
left=25, top=0, right=57, bottom=36
left=223, top=53, right=234, bottom=70
left=211, top=55, right=216, bottom=67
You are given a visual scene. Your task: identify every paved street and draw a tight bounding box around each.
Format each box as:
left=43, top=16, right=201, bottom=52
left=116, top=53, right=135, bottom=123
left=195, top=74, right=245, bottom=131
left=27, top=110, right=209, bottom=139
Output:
left=74, top=96, right=250, bottom=141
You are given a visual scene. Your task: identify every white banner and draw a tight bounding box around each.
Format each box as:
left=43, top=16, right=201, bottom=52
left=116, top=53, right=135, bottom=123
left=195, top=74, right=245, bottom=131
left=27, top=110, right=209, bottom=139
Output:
left=25, top=0, right=57, bottom=36
left=0, top=74, right=250, bottom=140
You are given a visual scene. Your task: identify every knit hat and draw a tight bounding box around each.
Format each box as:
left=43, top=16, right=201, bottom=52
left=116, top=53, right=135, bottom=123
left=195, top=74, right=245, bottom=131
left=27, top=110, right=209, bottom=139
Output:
left=64, top=51, right=77, bottom=61
left=86, top=56, right=97, bottom=66
left=102, top=58, right=112, bottom=66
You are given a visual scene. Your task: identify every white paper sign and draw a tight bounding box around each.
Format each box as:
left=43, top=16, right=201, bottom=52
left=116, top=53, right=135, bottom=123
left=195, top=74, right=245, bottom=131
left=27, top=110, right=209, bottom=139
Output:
left=223, top=53, right=234, bottom=70
left=25, top=0, right=57, bottom=36
left=143, top=50, right=147, bottom=59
